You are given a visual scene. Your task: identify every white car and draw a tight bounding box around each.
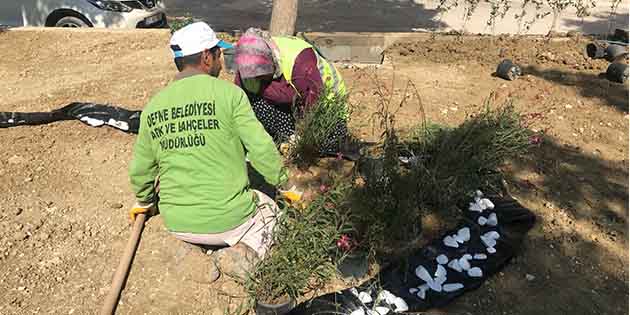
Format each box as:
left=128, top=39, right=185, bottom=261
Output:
left=0, top=0, right=167, bottom=28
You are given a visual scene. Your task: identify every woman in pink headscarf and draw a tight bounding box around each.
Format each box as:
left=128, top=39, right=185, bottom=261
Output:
left=234, top=28, right=347, bottom=154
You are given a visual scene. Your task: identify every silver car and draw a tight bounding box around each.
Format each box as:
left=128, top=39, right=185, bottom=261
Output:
left=0, top=0, right=167, bottom=28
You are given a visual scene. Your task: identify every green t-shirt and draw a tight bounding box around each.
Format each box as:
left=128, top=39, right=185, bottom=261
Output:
left=129, top=74, right=287, bottom=234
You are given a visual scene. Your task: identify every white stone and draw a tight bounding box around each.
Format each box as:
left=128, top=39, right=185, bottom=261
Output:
left=487, top=213, right=498, bottom=226
left=478, top=200, right=488, bottom=210
left=459, top=257, right=471, bottom=271
left=415, top=265, right=433, bottom=283
left=435, top=274, right=447, bottom=286
left=80, top=116, right=105, bottom=127
left=443, top=283, right=464, bottom=292
left=468, top=267, right=483, bottom=277
left=474, top=254, right=487, bottom=260
left=469, top=202, right=483, bottom=212
left=526, top=274, right=536, bottom=281
left=448, top=259, right=463, bottom=272
left=457, top=227, right=470, bottom=242
left=435, top=265, right=447, bottom=279
left=474, top=190, right=484, bottom=198
left=392, top=297, right=409, bottom=312
left=481, top=198, right=495, bottom=209
left=462, top=254, right=472, bottom=260
left=350, top=288, right=359, bottom=297
left=487, top=247, right=497, bottom=254
left=106, top=118, right=129, bottom=131
left=408, top=288, right=418, bottom=294
left=436, top=254, right=449, bottom=265
left=350, top=308, right=365, bottom=315
left=443, top=235, right=459, bottom=248
left=486, top=231, right=500, bottom=239
left=481, top=236, right=496, bottom=248
left=416, top=288, right=426, bottom=300
left=478, top=216, right=488, bottom=226
left=454, top=233, right=466, bottom=244
left=427, top=280, right=442, bottom=292
left=377, top=290, right=396, bottom=304
left=375, top=306, right=390, bottom=315
left=358, top=292, right=373, bottom=304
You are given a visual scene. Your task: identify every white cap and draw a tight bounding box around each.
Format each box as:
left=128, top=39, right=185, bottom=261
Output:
left=169, top=22, right=232, bottom=58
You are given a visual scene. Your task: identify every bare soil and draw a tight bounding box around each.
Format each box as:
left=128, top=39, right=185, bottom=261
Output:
left=0, top=28, right=627, bottom=315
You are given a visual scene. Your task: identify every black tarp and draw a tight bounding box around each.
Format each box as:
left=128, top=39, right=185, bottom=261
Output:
left=289, top=194, right=536, bottom=315
left=0, top=102, right=140, bottom=133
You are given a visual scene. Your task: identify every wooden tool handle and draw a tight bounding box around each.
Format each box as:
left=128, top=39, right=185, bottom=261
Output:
left=100, top=213, right=147, bottom=315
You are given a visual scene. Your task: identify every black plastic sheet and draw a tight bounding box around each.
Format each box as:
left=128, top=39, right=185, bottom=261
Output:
left=0, top=102, right=140, bottom=134
left=289, top=194, right=536, bottom=315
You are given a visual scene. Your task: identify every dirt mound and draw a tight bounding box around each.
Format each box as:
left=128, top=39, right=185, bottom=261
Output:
left=387, top=36, right=611, bottom=71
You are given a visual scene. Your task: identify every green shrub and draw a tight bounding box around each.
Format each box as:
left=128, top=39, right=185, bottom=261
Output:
left=243, top=182, right=352, bottom=304
left=408, top=98, right=532, bottom=209
left=290, top=89, right=350, bottom=165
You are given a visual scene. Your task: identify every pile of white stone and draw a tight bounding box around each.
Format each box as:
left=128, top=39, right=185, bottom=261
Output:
left=349, top=288, right=409, bottom=315
left=409, top=190, right=501, bottom=299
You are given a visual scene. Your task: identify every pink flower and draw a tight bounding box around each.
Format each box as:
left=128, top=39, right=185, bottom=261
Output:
left=336, top=234, right=355, bottom=252
left=529, top=135, right=542, bottom=145
left=336, top=152, right=344, bottom=161
left=319, top=184, right=329, bottom=193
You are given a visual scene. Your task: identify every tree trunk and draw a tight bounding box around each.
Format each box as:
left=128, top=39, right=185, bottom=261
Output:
left=269, top=0, right=298, bottom=36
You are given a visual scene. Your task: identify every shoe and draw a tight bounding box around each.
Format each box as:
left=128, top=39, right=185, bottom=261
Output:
left=174, top=241, right=220, bottom=284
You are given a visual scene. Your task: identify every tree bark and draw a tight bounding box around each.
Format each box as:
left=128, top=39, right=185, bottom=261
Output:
left=269, top=0, right=298, bottom=36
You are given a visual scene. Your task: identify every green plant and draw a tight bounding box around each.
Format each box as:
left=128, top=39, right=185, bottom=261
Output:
left=290, top=88, right=351, bottom=165
left=347, top=74, right=425, bottom=257
left=407, top=95, right=531, bottom=209
left=243, top=182, right=351, bottom=304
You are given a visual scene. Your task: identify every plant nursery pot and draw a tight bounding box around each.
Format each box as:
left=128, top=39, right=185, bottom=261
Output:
left=496, top=59, right=522, bottom=81
left=337, top=251, right=369, bottom=279
left=606, top=62, right=629, bottom=84
left=255, top=298, right=295, bottom=315
left=605, top=44, right=627, bottom=62
left=586, top=42, right=606, bottom=59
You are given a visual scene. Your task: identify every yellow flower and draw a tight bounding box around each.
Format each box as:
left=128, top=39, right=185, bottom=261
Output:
left=280, top=185, right=303, bottom=202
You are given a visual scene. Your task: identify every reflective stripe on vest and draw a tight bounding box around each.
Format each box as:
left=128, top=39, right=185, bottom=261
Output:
left=272, top=36, right=346, bottom=97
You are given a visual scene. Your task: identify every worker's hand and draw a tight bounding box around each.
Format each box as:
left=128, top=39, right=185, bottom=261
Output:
left=129, top=201, right=156, bottom=222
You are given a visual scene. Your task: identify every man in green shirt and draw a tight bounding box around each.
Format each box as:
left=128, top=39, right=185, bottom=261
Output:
left=128, top=22, right=287, bottom=260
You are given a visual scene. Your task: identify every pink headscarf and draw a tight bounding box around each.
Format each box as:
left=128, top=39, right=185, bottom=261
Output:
left=234, top=28, right=282, bottom=79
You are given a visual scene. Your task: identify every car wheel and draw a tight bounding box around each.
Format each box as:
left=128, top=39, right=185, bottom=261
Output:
left=55, top=16, right=89, bottom=28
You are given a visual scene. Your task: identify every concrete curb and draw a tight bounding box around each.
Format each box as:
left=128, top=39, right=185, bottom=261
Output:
left=3, top=27, right=603, bottom=64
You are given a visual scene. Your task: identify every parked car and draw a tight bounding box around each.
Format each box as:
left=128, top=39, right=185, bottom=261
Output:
left=0, top=0, right=167, bottom=28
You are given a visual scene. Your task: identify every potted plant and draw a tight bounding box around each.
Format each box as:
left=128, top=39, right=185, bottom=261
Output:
left=244, top=188, right=348, bottom=314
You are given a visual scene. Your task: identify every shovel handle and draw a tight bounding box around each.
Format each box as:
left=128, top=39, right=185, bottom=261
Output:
left=100, top=213, right=147, bottom=315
